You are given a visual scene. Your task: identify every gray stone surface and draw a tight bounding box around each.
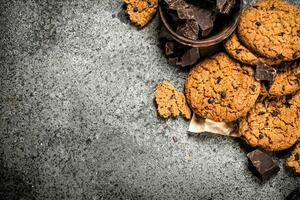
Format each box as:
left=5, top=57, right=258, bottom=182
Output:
left=0, top=0, right=299, bottom=199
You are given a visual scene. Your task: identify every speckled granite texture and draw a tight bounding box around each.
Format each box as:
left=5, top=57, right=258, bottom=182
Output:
left=0, top=0, right=299, bottom=199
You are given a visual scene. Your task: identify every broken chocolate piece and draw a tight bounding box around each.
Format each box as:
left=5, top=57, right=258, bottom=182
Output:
left=255, top=62, right=277, bottom=82
left=165, top=41, right=175, bottom=56
left=193, top=7, right=216, bottom=37
left=177, top=6, right=195, bottom=19
left=168, top=10, right=180, bottom=22
left=165, top=0, right=189, bottom=11
left=168, top=57, right=179, bottom=65
left=285, top=188, right=300, bottom=200
left=247, top=149, right=280, bottom=181
left=176, top=47, right=200, bottom=67
left=176, top=20, right=199, bottom=40
left=216, top=0, right=236, bottom=14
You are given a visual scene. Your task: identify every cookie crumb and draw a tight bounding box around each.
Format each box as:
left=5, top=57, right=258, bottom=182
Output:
left=124, top=0, right=158, bottom=28
left=155, top=81, right=191, bottom=119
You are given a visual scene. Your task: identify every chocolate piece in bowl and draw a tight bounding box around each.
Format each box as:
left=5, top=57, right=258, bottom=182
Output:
left=165, top=0, right=188, bottom=11
left=247, top=149, right=280, bottom=181
left=216, top=0, right=236, bottom=14
left=176, top=20, right=199, bottom=40
left=177, top=6, right=195, bottom=19
left=193, top=7, right=216, bottom=37
left=160, top=0, right=241, bottom=42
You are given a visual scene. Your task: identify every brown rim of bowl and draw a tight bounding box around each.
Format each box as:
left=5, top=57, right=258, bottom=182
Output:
left=159, top=0, right=244, bottom=48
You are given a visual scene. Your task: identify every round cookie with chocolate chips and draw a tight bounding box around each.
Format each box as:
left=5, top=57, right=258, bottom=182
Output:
left=239, top=91, right=300, bottom=151
left=287, top=143, right=300, bottom=173
left=185, top=53, right=261, bottom=122
left=269, top=61, right=300, bottom=96
left=124, top=0, right=158, bottom=27
left=238, top=0, right=300, bottom=62
left=224, top=33, right=282, bottom=66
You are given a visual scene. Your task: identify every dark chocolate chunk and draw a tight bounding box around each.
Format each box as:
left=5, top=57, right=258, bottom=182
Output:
left=168, top=57, right=179, bottom=65
left=247, top=149, right=280, bottom=181
left=285, top=188, right=300, bottom=200
left=168, top=10, right=180, bottom=22
left=208, top=97, right=214, bottom=104
left=165, top=41, right=175, bottom=56
left=177, top=6, right=195, bottom=20
left=255, top=62, right=277, bottom=82
left=193, top=7, right=216, bottom=37
left=165, top=0, right=189, bottom=11
left=176, top=48, right=200, bottom=67
left=258, top=111, right=265, bottom=115
left=216, top=0, right=236, bottom=14
left=176, top=20, right=199, bottom=40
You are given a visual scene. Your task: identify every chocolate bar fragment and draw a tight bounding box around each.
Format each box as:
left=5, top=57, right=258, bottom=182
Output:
left=163, top=40, right=200, bottom=67
left=165, top=0, right=189, bottom=11
left=165, top=41, right=176, bottom=56
left=177, top=6, right=195, bottom=19
left=247, top=149, right=280, bottom=181
left=176, top=20, right=199, bottom=40
left=255, top=62, right=277, bottom=82
left=168, top=57, right=179, bottom=65
left=193, top=7, right=216, bottom=37
left=176, top=48, right=200, bottom=67
left=285, top=188, right=300, bottom=200
left=216, top=0, right=236, bottom=14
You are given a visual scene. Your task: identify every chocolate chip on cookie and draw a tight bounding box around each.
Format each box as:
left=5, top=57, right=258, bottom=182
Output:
left=185, top=53, right=261, bottom=122
left=155, top=81, right=191, bottom=119
left=239, top=91, right=300, bottom=151
left=238, top=0, right=300, bottom=61
left=124, top=0, right=158, bottom=27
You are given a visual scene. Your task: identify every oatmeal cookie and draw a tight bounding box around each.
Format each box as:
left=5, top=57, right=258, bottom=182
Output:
left=238, top=0, right=300, bottom=61
left=239, top=91, right=300, bottom=151
left=185, top=53, right=260, bottom=122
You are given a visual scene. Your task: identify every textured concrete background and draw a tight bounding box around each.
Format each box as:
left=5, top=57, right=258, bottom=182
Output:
left=0, top=0, right=299, bottom=199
